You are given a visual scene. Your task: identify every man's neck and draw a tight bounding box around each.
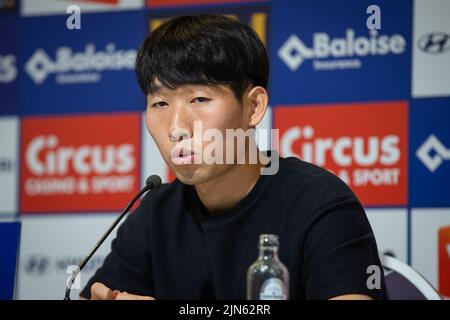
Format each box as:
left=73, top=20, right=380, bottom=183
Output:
left=194, top=158, right=264, bottom=215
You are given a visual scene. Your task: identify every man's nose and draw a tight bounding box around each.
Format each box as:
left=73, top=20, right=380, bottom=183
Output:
left=168, top=103, right=192, bottom=142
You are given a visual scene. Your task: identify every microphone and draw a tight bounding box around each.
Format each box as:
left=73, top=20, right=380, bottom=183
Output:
left=64, top=175, right=162, bottom=300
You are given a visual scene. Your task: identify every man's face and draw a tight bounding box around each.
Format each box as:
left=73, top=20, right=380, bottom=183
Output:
left=146, top=80, right=251, bottom=185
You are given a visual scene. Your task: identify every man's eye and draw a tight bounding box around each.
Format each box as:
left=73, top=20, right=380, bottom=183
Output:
left=151, top=101, right=168, bottom=108
left=191, top=97, right=210, bottom=103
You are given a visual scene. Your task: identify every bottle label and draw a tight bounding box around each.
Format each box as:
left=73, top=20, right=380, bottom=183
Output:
left=259, top=278, right=286, bottom=300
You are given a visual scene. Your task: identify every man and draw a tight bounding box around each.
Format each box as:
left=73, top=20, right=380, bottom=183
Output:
left=80, top=14, right=386, bottom=300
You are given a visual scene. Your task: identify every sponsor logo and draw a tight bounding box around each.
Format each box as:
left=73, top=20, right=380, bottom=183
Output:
left=0, top=54, right=17, bottom=83
left=278, top=29, right=406, bottom=71
left=23, top=253, right=104, bottom=277
left=409, top=99, right=450, bottom=206
left=412, top=1, right=450, bottom=97
left=23, top=254, right=51, bottom=276
left=275, top=102, right=407, bottom=205
left=0, top=158, right=13, bottom=173
left=416, top=135, right=450, bottom=172
left=20, top=114, right=140, bottom=212
left=418, top=32, right=450, bottom=54
left=438, top=226, right=450, bottom=297
left=281, top=126, right=400, bottom=169
left=25, top=44, right=136, bottom=85
left=25, top=135, right=134, bottom=178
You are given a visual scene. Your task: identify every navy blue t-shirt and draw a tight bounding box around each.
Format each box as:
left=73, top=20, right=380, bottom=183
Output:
left=81, top=156, right=386, bottom=300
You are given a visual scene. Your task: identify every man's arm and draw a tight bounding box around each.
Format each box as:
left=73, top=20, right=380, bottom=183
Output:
left=79, top=195, right=155, bottom=299
left=81, top=282, right=155, bottom=300
left=301, top=197, right=386, bottom=300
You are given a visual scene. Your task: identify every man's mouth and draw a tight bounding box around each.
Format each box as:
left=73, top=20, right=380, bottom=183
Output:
left=171, top=147, right=197, bottom=165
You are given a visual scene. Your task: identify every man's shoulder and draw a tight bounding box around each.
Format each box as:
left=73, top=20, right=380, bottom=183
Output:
left=278, top=156, right=353, bottom=194
left=277, top=157, right=359, bottom=213
left=137, top=179, right=184, bottom=215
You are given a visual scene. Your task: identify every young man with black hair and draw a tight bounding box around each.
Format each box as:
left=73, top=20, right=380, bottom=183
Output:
left=80, top=14, right=386, bottom=300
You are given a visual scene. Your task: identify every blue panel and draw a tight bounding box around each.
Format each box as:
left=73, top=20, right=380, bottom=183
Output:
left=410, top=98, right=450, bottom=207
left=20, top=10, right=147, bottom=115
left=0, top=16, right=20, bottom=115
left=270, top=0, right=412, bottom=105
left=0, top=222, right=21, bottom=300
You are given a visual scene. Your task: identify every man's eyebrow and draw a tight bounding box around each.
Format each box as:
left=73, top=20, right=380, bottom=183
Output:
left=148, top=85, right=165, bottom=96
left=148, top=83, right=218, bottom=97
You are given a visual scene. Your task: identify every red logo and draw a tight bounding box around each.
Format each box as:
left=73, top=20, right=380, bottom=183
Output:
left=275, top=101, right=408, bottom=206
left=20, top=113, right=140, bottom=213
left=147, top=0, right=258, bottom=7
left=439, top=226, right=450, bottom=297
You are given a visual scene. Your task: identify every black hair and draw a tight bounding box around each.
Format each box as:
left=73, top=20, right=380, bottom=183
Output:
left=135, top=14, right=269, bottom=101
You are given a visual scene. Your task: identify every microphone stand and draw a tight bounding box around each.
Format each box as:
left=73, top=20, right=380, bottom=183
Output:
left=64, top=175, right=161, bottom=300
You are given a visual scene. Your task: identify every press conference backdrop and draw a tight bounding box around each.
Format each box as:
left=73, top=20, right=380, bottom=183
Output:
left=0, top=0, right=449, bottom=299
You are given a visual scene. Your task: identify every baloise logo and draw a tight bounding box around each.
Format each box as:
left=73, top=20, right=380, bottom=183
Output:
left=416, top=135, right=450, bottom=172
left=418, top=32, right=450, bottom=55
left=278, top=29, right=406, bottom=71
left=24, top=43, right=136, bottom=85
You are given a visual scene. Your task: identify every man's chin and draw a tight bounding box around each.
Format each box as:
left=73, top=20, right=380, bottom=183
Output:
left=173, top=163, right=234, bottom=186
left=171, top=166, right=205, bottom=185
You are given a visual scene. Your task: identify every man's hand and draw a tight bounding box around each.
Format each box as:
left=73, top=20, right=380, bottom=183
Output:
left=89, top=282, right=155, bottom=300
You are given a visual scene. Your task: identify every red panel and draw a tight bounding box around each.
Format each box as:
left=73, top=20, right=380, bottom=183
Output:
left=274, top=101, right=408, bottom=206
left=20, top=113, right=141, bottom=213
left=439, top=226, right=450, bottom=297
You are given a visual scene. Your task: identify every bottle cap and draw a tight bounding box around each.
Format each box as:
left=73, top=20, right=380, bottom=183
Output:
left=259, top=234, right=279, bottom=247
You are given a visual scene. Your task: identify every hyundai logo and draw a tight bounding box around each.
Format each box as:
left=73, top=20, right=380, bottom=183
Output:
left=418, top=32, right=450, bottom=54
left=24, top=254, right=51, bottom=276
left=0, top=158, right=13, bottom=173
left=23, top=254, right=106, bottom=277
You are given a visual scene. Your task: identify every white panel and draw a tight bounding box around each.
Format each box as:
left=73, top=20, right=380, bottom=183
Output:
left=21, top=0, right=144, bottom=16
left=365, top=208, right=408, bottom=263
left=412, top=0, right=450, bottom=97
left=141, top=112, right=168, bottom=185
left=17, top=214, right=122, bottom=300
left=411, top=208, right=450, bottom=292
left=0, top=117, right=18, bottom=215
left=255, top=106, right=272, bottom=151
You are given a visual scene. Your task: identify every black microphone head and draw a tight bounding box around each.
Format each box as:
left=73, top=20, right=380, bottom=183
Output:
left=145, top=175, right=162, bottom=189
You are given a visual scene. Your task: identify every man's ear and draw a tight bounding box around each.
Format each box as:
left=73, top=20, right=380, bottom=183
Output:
left=246, top=86, right=268, bottom=128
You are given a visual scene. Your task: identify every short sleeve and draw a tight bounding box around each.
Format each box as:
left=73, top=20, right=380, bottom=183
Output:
left=79, top=200, right=154, bottom=299
left=301, top=197, right=386, bottom=300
